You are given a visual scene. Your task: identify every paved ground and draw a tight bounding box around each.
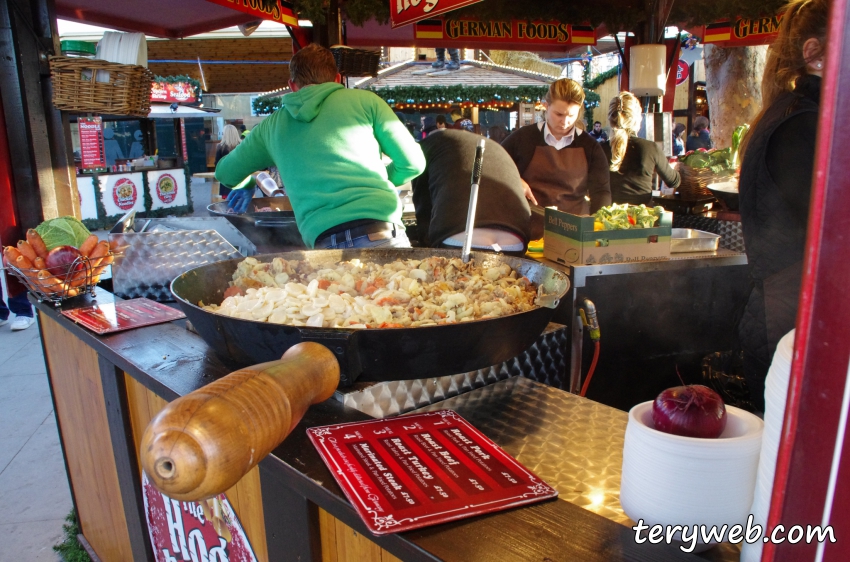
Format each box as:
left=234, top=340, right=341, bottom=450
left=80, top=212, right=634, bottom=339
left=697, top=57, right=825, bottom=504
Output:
left=0, top=178, right=216, bottom=561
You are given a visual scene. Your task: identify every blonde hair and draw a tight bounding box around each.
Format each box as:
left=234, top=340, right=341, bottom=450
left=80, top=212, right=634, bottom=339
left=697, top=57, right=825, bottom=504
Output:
left=289, top=44, right=338, bottom=88
left=607, top=92, right=643, bottom=172
left=743, top=0, right=829, bottom=155
left=544, top=78, right=585, bottom=121
left=220, top=125, right=241, bottom=151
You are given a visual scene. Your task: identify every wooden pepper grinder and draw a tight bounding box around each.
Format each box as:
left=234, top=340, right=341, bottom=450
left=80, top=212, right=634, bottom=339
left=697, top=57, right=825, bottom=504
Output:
left=140, top=342, right=340, bottom=501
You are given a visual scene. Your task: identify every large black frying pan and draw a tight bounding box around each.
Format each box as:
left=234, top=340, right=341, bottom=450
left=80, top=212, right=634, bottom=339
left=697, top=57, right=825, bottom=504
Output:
left=171, top=248, right=570, bottom=387
left=207, top=197, right=306, bottom=252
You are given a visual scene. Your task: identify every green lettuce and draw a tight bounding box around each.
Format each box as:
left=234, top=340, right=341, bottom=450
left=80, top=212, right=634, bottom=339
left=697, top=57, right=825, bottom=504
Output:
left=593, top=204, right=664, bottom=231
left=35, top=216, right=92, bottom=250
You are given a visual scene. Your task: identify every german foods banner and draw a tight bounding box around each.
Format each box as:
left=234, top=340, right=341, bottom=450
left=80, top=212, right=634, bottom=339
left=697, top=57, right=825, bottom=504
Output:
left=143, top=471, right=258, bottom=562
left=205, top=0, right=298, bottom=27
left=391, top=0, right=484, bottom=29
left=347, top=16, right=595, bottom=50
left=308, top=410, right=557, bottom=535
left=699, top=13, right=783, bottom=47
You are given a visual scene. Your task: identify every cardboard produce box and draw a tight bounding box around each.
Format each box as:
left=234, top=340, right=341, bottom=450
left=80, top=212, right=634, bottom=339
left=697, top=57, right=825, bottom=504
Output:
left=543, top=208, right=672, bottom=265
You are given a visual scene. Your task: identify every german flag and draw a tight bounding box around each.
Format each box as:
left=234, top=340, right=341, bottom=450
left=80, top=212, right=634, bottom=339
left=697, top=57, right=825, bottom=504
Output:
left=415, top=19, right=444, bottom=40
left=279, top=0, right=299, bottom=27
left=704, top=21, right=732, bottom=43
left=570, top=25, right=596, bottom=45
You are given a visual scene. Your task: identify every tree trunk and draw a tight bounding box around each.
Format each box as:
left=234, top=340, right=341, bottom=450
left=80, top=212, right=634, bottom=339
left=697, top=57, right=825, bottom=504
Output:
left=703, top=44, right=768, bottom=149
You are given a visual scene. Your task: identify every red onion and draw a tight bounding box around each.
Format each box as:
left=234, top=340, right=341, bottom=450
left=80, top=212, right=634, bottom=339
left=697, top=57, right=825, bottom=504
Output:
left=651, top=385, right=727, bottom=438
left=45, top=245, right=83, bottom=277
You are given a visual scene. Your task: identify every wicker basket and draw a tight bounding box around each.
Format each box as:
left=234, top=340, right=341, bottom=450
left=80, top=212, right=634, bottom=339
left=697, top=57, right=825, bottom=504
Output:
left=678, top=164, right=734, bottom=198
left=330, top=47, right=380, bottom=77
left=49, top=56, right=154, bottom=117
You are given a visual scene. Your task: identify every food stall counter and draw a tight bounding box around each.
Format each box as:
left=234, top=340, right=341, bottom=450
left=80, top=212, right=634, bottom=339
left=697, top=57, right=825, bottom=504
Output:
left=32, top=288, right=735, bottom=562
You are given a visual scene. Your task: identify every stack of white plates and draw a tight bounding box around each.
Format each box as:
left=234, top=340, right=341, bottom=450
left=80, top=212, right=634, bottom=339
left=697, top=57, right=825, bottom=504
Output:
left=96, top=31, right=147, bottom=67
left=741, top=330, right=795, bottom=562
left=621, top=401, right=763, bottom=550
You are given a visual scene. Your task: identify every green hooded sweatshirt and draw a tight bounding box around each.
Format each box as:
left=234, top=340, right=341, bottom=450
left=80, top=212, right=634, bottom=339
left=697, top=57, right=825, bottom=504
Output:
left=215, top=82, right=425, bottom=247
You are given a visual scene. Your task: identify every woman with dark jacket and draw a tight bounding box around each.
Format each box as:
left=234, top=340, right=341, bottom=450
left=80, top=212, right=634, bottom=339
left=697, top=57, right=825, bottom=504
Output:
left=602, top=91, right=681, bottom=205
left=501, top=78, right=611, bottom=238
left=215, top=125, right=242, bottom=198
left=737, top=0, right=828, bottom=410
left=686, top=116, right=713, bottom=152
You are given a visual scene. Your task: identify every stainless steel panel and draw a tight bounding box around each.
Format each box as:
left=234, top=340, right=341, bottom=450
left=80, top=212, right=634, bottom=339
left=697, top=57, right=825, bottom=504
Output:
left=333, top=323, right=568, bottom=417
left=671, top=228, right=721, bottom=253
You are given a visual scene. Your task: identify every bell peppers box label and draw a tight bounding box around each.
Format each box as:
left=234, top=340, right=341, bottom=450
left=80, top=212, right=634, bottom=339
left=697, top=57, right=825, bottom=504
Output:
left=307, top=410, right=557, bottom=535
left=543, top=208, right=672, bottom=265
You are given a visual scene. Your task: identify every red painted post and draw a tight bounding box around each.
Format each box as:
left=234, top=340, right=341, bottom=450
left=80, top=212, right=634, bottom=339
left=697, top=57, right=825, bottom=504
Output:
left=764, top=0, right=850, bottom=559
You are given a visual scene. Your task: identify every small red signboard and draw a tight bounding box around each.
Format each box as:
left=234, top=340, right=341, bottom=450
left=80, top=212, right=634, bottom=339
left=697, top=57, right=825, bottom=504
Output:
left=413, top=18, right=595, bottom=46
left=308, top=410, right=557, bottom=535
left=151, top=81, right=198, bottom=104
left=142, top=471, right=258, bottom=562
left=180, top=119, right=189, bottom=161
left=61, top=298, right=186, bottom=334
left=391, top=0, right=484, bottom=29
left=79, top=117, right=107, bottom=172
left=676, top=60, right=690, bottom=86
left=112, top=177, right=139, bottom=211
left=205, top=0, right=298, bottom=26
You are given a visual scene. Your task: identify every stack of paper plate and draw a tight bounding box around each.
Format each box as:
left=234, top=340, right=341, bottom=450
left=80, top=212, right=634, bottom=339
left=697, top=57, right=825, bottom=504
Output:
left=96, top=31, right=147, bottom=67
left=741, top=330, right=795, bottom=562
left=620, top=401, right=763, bottom=551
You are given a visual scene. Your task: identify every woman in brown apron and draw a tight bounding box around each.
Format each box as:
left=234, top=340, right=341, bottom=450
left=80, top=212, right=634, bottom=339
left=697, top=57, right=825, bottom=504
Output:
left=502, top=78, right=611, bottom=239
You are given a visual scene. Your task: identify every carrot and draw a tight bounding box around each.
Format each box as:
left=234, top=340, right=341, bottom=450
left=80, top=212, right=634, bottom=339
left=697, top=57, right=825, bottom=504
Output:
left=78, top=234, right=98, bottom=257
left=17, top=240, right=37, bottom=262
left=317, top=279, right=331, bottom=290
left=3, top=246, right=22, bottom=266
left=26, top=229, right=48, bottom=259
left=363, top=285, right=377, bottom=295
left=87, top=241, right=110, bottom=268
left=91, top=254, right=114, bottom=278
left=36, top=270, right=62, bottom=294
left=374, top=277, right=386, bottom=288
left=33, top=257, right=46, bottom=270
left=14, top=255, right=38, bottom=278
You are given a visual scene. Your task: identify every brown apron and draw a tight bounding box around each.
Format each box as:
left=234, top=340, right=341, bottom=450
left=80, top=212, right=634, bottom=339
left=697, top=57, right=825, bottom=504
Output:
left=522, top=145, right=589, bottom=239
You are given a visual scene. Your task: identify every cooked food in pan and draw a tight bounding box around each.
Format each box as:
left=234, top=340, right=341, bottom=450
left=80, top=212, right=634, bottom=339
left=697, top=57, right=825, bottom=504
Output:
left=202, top=256, right=540, bottom=329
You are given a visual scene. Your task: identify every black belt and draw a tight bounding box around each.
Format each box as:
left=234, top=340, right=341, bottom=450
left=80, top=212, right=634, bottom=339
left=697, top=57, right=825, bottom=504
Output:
left=314, top=221, right=396, bottom=247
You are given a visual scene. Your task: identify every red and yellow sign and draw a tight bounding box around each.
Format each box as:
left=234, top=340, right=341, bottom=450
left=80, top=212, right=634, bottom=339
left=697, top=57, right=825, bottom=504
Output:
left=391, top=0, right=484, bottom=29
left=206, top=0, right=298, bottom=27
left=701, top=13, right=783, bottom=47
left=413, top=18, right=595, bottom=46
left=151, top=82, right=198, bottom=104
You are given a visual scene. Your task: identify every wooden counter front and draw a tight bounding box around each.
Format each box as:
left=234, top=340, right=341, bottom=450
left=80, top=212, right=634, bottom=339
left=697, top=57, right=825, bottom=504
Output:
left=35, top=289, right=725, bottom=562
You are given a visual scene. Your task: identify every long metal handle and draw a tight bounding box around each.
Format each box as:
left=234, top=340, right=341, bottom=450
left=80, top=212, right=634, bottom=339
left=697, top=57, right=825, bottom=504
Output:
left=462, top=139, right=486, bottom=263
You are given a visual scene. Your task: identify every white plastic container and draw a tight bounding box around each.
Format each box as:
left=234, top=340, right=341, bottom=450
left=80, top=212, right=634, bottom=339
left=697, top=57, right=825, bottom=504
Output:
left=630, top=44, right=667, bottom=97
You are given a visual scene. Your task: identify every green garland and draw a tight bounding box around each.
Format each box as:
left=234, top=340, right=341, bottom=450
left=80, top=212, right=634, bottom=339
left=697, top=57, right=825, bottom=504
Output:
left=584, top=65, right=621, bottom=91
left=152, top=74, right=203, bottom=103
left=371, top=84, right=550, bottom=105
left=253, top=97, right=284, bottom=115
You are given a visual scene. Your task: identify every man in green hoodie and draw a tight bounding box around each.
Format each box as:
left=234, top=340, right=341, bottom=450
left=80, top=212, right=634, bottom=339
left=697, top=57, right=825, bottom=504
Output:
left=216, top=44, right=426, bottom=249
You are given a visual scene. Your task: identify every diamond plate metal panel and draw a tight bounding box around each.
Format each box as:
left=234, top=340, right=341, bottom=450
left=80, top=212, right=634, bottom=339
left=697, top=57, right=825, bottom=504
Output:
left=110, top=230, right=243, bottom=301
left=333, top=323, right=568, bottom=418
left=413, top=377, right=630, bottom=524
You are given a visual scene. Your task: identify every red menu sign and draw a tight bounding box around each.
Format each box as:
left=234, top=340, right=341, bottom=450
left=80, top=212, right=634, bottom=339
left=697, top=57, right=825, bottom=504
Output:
left=205, top=0, right=298, bottom=26
left=79, top=117, right=106, bottom=172
left=61, top=298, right=186, bottom=334
left=142, top=472, right=258, bottom=562
left=308, top=410, right=557, bottom=535
left=391, top=0, right=484, bottom=28
left=180, top=119, right=189, bottom=161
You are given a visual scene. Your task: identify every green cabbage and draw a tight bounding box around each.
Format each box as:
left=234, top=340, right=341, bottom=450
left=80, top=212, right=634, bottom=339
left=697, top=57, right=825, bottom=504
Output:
left=593, top=204, right=664, bottom=230
left=35, top=216, right=92, bottom=250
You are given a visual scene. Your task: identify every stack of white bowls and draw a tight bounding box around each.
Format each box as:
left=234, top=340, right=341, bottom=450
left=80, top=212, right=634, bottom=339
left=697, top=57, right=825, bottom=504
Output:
left=621, top=401, right=764, bottom=551
left=741, top=330, right=795, bottom=562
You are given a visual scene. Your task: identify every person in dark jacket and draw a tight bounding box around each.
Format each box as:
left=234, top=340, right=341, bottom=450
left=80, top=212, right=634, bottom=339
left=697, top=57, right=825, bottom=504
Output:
left=501, top=78, right=611, bottom=238
left=411, top=129, right=531, bottom=253
left=215, top=125, right=243, bottom=198
left=686, top=116, right=713, bottom=152
left=737, top=0, right=828, bottom=411
left=602, top=92, right=681, bottom=205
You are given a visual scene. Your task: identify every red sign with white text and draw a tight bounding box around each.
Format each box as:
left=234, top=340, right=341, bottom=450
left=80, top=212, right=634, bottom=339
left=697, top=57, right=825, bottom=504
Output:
left=391, top=0, right=484, bottom=29
left=113, top=177, right=138, bottom=211
left=142, top=471, right=258, bottom=562
left=307, top=410, right=557, bottom=535
left=700, top=13, right=783, bottom=47
left=676, top=60, right=690, bottom=86
left=180, top=119, right=188, bottom=161
left=79, top=117, right=107, bottom=172
left=151, top=82, right=198, bottom=104
left=205, top=0, right=298, bottom=26
left=61, top=298, right=185, bottom=335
